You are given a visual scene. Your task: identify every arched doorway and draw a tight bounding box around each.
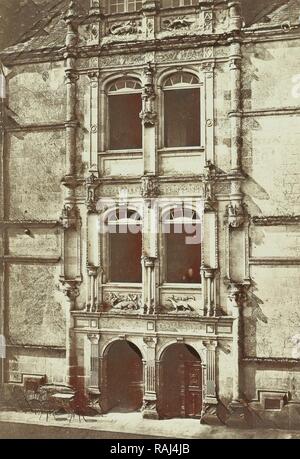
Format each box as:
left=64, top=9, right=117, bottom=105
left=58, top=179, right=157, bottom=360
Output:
left=159, top=343, right=202, bottom=419
left=104, top=340, right=143, bottom=412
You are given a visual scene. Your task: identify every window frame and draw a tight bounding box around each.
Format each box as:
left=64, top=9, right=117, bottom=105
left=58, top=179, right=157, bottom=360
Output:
left=159, top=71, right=205, bottom=151
left=107, top=0, right=143, bottom=14
left=104, top=207, right=143, bottom=285
left=160, top=206, right=202, bottom=287
left=160, top=0, right=198, bottom=8
left=105, top=77, right=143, bottom=153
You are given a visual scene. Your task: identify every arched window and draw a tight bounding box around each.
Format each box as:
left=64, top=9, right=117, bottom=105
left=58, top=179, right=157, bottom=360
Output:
left=163, top=71, right=200, bottom=148
left=161, top=0, right=197, bottom=7
left=108, top=0, right=143, bottom=14
left=106, top=208, right=142, bottom=283
left=108, top=77, right=142, bottom=150
left=162, top=206, right=201, bottom=284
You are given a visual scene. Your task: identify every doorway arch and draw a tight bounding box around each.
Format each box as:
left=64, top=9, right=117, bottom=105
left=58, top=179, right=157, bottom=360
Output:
left=159, top=343, right=202, bottom=419
left=104, top=340, right=143, bottom=412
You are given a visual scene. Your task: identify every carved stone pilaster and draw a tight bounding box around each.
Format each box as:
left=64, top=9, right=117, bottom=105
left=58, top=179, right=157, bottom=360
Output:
left=142, top=336, right=158, bottom=419
left=142, top=256, right=157, bottom=314
left=86, top=172, right=99, bottom=213
left=201, top=340, right=223, bottom=425
left=87, top=333, right=100, bottom=389
left=201, top=267, right=217, bottom=316
left=225, top=178, right=247, bottom=228
left=140, top=63, right=157, bottom=127
left=203, top=160, right=216, bottom=211
left=226, top=281, right=251, bottom=428
left=86, top=265, right=99, bottom=312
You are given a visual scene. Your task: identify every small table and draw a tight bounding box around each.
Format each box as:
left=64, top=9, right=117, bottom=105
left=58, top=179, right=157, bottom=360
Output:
left=51, top=392, right=75, bottom=419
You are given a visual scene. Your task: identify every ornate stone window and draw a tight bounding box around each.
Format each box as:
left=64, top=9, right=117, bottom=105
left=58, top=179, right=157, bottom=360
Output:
left=108, top=0, right=143, bottom=14
left=107, top=77, right=142, bottom=150
left=162, top=206, right=202, bottom=284
left=163, top=72, right=201, bottom=148
left=105, top=208, right=142, bottom=283
left=161, top=0, right=197, bottom=8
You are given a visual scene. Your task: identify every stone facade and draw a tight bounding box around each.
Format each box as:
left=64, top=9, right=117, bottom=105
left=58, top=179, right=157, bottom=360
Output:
left=0, top=0, right=300, bottom=428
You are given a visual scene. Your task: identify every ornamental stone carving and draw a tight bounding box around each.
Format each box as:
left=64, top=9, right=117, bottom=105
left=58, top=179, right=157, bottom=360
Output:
left=167, top=295, right=195, bottom=313
left=141, top=175, right=159, bottom=198
left=109, top=20, right=142, bottom=36
left=60, top=203, right=80, bottom=229
left=140, top=63, right=157, bottom=127
left=162, top=16, right=195, bottom=31
left=226, top=202, right=246, bottom=228
left=104, top=292, right=142, bottom=312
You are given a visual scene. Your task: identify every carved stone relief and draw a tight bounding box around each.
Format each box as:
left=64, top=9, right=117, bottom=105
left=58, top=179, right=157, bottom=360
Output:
left=104, top=292, right=142, bottom=313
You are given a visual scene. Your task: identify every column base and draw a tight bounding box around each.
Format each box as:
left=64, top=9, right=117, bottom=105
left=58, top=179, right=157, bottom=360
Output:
left=225, top=400, right=250, bottom=428
left=142, top=399, right=159, bottom=420
left=200, top=399, right=224, bottom=426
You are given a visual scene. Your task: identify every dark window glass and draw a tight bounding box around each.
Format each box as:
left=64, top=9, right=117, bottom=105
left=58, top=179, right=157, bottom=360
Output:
left=165, top=224, right=201, bottom=283
left=110, top=225, right=142, bottom=282
left=164, top=88, right=200, bottom=147
left=109, top=93, right=142, bottom=150
left=264, top=399, right=281, bottom=410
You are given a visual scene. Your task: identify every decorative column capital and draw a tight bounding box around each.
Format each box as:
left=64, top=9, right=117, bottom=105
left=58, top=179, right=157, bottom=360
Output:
left=60, top=279, right=81, bottom=309
left=142, top=256, right=156, bottom=268
left=202, top=339, right=218, bottom=351
left=143, top=336, right=157, bottom=348
left=87, top=265, right=99, bottom=277
left=87, top=333, right=100, bottom=344
left=201, top=266, right=216, bottom=279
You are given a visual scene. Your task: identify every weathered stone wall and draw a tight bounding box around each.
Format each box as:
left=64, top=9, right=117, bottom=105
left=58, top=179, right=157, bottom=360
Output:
left=7, top=130, right=65, bottom=220
left=8, top=62, right=66, bottom=124
left=242, top=37, right=300, bottom=405
left=7, top=264, right=65, bottom=346
left=3, top=61, right=67, bottom=383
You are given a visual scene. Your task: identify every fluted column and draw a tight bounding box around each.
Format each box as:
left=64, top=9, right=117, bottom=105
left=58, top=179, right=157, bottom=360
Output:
left=200, top=340, right=222, bottom=425
left=87, top=333, right=100, bottom=389
left=142, top=337, right=159, bottom=419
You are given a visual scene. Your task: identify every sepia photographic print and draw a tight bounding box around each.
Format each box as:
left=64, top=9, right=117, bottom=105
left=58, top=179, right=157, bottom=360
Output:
left=0, top=0, right=300, bottom=445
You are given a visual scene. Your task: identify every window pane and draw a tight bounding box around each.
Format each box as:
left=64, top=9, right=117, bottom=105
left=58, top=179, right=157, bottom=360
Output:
left=109, top=93, right=142, bottom=150
left=166, top=226, right=201, bottom=283
left=110, top=226, right=142, bottom=283
left=164, top=88, right=200, bottom=147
